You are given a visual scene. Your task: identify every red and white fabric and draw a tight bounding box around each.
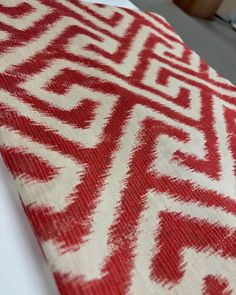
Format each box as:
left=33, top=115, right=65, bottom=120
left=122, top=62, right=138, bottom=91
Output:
left=0, top=1, right=236, bottom=294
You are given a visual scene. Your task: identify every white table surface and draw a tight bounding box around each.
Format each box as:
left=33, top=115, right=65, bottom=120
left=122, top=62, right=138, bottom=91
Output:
left=0, top=1, right=137, bottom=295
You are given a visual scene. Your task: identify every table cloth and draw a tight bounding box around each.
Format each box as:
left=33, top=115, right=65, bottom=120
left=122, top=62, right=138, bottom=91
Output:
left=0, top=1, right=236, bottom=294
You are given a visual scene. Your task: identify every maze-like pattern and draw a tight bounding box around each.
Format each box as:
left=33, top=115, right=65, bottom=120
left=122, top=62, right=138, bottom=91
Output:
left=0, top=1, right=236, bottom=294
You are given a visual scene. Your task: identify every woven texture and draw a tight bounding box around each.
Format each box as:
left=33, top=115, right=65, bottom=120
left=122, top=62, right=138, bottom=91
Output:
left=0, top=1, right=236, bottom=294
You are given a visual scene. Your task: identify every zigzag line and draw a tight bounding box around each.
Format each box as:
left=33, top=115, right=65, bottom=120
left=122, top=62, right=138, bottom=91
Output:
left=0, top=0, right=50, bottom=30
left=130, top=190, right=236, bottom=294
left=39, top=99, right=235, bottom=281
left=0, top=123, right=84, bottom=211
left=1, top=3, right=235, bottom=94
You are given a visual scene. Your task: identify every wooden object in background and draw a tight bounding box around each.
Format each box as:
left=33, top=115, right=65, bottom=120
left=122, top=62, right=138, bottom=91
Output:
left=174, top=0, right=224, bottom=19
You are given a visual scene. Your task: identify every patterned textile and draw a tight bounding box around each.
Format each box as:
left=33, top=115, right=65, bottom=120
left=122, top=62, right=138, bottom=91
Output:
left=0, top=1, right=236, bottom=294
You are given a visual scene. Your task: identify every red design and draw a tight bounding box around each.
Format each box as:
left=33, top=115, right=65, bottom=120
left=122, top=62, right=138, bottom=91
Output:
left=0, top=1, right=236, bottom=294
